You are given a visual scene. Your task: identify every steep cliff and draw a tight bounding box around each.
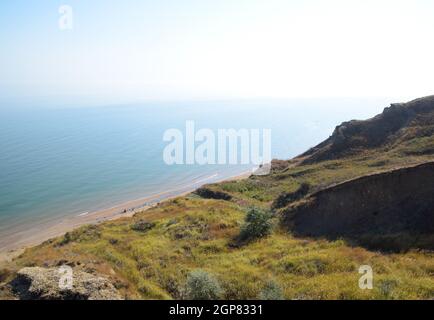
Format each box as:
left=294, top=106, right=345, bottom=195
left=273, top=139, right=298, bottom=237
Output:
left=281, top=162, right=434, bottom=250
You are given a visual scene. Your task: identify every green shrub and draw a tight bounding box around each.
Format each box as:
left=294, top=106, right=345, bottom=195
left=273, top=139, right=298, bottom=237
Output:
left=184, top=270, right=223, bottom=300
left=237, top=207, right=273, bottom=243
left=259, top=280, right=284, bottom=300
left=131, top=220, right=156, bottom=232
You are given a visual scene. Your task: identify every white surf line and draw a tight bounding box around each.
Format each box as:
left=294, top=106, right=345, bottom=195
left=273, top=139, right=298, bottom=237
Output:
left=192, top=173, right=219, bottom=184
left=77, top=212, right=89, bottom=217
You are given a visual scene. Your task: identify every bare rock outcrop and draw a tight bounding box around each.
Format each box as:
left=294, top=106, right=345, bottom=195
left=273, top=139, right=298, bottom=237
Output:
left=11, top=267, right=122, bottom=300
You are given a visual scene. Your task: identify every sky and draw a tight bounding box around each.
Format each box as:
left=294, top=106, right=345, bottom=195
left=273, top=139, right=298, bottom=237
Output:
left=1, top=0, right=434, bottom=104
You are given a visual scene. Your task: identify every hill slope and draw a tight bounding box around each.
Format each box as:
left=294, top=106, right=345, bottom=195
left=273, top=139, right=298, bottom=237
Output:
left=298, top=96, right=434, bottom=164
left=1, top=96, right=434, bottom=300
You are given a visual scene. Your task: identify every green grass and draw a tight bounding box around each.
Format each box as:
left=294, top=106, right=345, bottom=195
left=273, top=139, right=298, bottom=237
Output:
left=2, top=196, right=433, bottom=300
left=1, top=136, right=434, bottom=300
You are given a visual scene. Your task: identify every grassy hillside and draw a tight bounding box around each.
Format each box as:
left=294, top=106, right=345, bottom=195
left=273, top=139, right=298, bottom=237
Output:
left=1, top=97, right=434, bottom=300
left=298, top=95, right=434, bottom=164
left=1, top=196, right=433, bottom=300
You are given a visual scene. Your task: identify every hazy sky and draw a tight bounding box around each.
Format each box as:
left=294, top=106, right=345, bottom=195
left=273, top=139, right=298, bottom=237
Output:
left=1, top=0, right=434, bottom=103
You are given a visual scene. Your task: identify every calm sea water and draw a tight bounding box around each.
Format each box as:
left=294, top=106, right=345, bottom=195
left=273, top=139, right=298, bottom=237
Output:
left=0, top=98, right=389, bottom=248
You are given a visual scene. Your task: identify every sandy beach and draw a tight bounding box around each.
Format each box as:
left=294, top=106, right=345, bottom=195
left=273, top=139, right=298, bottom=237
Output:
left=0, top=170, right=251, bottom=263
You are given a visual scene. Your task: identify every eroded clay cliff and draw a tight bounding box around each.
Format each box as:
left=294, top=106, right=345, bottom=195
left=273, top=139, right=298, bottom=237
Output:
left=281, top=162, right=434, bottom=250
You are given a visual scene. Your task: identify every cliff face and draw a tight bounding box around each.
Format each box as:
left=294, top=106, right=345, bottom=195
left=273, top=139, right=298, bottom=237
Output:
left=299, top=96, right=434, bottom=163
left=281, top=162, right=434, bottom=249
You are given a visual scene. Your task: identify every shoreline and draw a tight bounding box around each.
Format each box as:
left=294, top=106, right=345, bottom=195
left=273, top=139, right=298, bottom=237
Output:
left=0, top=170, right=252, bottom=263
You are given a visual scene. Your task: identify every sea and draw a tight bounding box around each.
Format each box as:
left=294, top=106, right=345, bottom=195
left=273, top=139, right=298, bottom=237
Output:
left=0, top=98, right=390, bottom=250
